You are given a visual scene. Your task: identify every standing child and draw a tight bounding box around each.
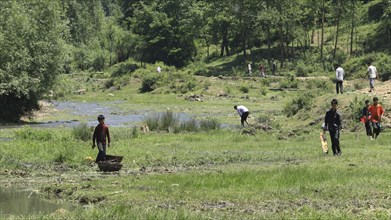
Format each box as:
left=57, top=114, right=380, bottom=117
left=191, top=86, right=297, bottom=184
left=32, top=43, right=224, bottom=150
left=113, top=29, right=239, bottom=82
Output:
left=368, top=97, right=384, bottom=139
left=92, top=115, right=111, bottom=162
left=360, top=100, right=372, bottom=139
left=324, top=99, right=342, bottom=156
left=320, top=123, right=329, bottom=154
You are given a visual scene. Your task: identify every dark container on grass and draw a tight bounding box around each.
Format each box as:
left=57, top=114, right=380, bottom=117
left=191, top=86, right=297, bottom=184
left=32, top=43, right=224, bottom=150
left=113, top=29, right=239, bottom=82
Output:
left=97, top=155, right=124, bottom=172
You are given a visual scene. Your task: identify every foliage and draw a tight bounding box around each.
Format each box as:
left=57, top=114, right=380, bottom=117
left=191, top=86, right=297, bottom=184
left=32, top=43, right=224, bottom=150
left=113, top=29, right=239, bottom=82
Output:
left=0, top=0, right=67, bottom=121
left=283, top=93, right=314, bottom=117
left=239, top=85, right=249, bottom=93
left=14, top=127, right=54, bottom=141
left=72, top=123, right=91, bottom=142
left=143, top=112, right=220, bottom=133
left=139, top=72, right=163, bottom=93
left=199, top=118, right=221, bottom=131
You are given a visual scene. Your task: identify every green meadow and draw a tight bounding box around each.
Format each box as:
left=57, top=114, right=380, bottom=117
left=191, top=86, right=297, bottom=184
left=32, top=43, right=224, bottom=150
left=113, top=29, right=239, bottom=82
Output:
left=1, top=75, right=390, bottom=219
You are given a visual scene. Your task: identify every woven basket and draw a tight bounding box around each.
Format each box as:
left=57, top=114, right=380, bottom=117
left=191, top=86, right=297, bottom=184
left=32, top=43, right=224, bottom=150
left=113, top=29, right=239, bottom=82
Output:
left=97, top=161, right=123, bottom=172
left=106, top=155, right=123, bottom=163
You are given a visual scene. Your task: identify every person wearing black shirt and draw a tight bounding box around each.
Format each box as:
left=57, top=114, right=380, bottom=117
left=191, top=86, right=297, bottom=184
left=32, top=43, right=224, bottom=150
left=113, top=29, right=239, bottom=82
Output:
left=324, top=99, right=342, bottom=156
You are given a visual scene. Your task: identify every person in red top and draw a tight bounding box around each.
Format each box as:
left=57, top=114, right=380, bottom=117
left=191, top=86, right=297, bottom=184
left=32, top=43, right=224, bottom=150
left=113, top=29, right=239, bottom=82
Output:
left=92, top=115, right=111, bottom=162
left=368, top=97, right=384, bottom=139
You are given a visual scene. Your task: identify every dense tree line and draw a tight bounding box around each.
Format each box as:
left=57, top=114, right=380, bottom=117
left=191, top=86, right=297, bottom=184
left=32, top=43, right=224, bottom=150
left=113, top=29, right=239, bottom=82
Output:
left=0, top=0, right=390, bottom=121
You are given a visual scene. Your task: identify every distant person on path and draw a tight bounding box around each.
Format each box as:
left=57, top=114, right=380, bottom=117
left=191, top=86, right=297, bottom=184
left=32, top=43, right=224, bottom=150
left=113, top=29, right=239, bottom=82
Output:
left=367, top=62, right=378, bottom=92
left=335, top=65, right=345, bottom=94
left=368, top=97, right=384, bottom=139
left=92, top=115, right=111, bottom=162
left=360, top=100, right=372, bottom=139
left=234, top=105, right=250, bottom=126
left=320, top=123, right=329, bottom=154
left=324, top=99, right=342, bottom=156
left=247, top=63, right=252, bottom=76
left=272, top=60, right=277, bottom=75
left=157, top=66, right=161, bottom=74
left=259, top=64, right=266, bottom=77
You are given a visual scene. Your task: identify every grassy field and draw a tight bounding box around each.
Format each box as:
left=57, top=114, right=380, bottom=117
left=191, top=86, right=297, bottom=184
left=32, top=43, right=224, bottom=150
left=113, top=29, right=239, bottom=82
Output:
left=1, top=75, right=390, bottom=219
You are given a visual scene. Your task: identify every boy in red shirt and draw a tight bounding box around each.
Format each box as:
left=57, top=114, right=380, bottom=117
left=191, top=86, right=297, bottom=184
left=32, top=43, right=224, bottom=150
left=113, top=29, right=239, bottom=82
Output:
left=92, top=115, right=111, bottom=162
left=368, top=97, right=384, bottom=139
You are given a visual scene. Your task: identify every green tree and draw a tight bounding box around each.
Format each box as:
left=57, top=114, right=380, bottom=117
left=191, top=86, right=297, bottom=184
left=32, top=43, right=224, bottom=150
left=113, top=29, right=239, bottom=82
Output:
left=0, top=0, right=67, bottom=121
left=130, top=0, right=197, bottom=67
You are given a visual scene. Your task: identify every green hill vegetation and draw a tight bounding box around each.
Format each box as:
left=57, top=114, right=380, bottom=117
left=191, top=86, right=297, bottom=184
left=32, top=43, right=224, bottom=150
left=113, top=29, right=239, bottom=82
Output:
left=0, top=0, right=390, bottom=121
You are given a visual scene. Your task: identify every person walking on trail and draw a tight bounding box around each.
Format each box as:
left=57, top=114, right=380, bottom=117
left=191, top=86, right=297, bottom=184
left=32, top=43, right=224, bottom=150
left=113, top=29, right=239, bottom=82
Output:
left=156, top=66, right=161, bottom=74
left=272, top=60, right=277, bottom=75
left=324, top=99, right=342, bottom=156
left=320, top=123, right=329, bottom=154
left=92, top=115, right=111, bottom=162
left=368, top=97, right=384, bottom=140
left=367, top=62, right=378, bottom=92
left=247, top=63, right=252, bottom=76
left=360, top=100, right=372, bottom=139
left=234, top=105, right=250, bottom=126
left=335, top=65, right=345, bottom=94
left=259, top=64, right=266, bottom=77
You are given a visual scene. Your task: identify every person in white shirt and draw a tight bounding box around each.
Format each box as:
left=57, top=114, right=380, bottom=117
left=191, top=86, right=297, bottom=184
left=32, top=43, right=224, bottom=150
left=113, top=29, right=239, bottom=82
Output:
left=157, top=66, right=161, bottom=74
left=367, top=62, right=378, bottom=92
left=335, top=65, right=345, bottom=94
left=247, top=63, right=252, bottom=76
left=234, top=105, right=250, bottom=126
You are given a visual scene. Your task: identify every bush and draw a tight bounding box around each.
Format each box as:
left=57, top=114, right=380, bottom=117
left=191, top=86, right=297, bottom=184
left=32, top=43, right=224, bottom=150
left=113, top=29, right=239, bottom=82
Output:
left=72, top=123, right=91, bottom=141
left=143, top=111, right=179, bottom=132
left=179, top=118, right=199, bottom=132
left=283, top=93, right=314, bottom=117
left=140, top=73, right=162, bottom=93
left=295, top=61, right=312, bottom=77
left=160, top=111, right=179, bottom=131
left=15, top=127, right=54, bottom=141
left=239, top=85, right=249, bottom=93
left=143, top=114, right=160, bottom=131
left=348, top=96, right=366, bottom=122
left=199, top=118, right=221, bottom=131
left=256, top=114, right=270, bottom=124
left=110, top=59, right=139, bottom=77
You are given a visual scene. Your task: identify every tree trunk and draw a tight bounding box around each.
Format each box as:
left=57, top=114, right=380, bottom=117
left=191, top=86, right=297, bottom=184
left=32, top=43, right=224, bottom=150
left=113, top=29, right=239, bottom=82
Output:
left=267, top=24, right=271, bottom=65
left=321, top=0, right=325, bottom=61
left=279, top=23, right=285, bottom=68
left=350, top=0, right=356, bottom=56
left=332, top=0, right=341, bottom=65
left=311, top=17, right=316, bottom=44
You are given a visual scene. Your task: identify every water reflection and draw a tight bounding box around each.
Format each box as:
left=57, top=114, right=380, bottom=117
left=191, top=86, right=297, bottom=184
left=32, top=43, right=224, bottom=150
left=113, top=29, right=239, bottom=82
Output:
left=0, top=187, right=74, bottom=218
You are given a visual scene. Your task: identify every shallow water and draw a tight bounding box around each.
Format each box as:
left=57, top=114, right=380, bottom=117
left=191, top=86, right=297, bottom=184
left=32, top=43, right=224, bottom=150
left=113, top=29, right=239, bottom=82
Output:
left=0, top=101, right=193, bottom=128
left=0, top=187, right=74, bottom=218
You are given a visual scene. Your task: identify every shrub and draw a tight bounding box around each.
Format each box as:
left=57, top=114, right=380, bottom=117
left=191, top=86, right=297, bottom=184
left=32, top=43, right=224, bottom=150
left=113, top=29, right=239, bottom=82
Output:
left=140, top=73, right=162, bottom=93
left=72, top=123, right=91, bottom=142
left=160, top=111, right=179, bottom=131
left=239, top=85, right=249, bottom=93
left=256, top=114, right=270, bottom=124
left=260, top=87, right=267, bottom=96
left=295, top=61, right=311, bottom=77
left=110, top=59, right=139, bottom=77
left=15, top=127, right=53, bottom=141
left=179, top=118, right=199, bottom=132
left=348, top=96, right=366, bottom=122
left=283, top=93, right=314, bottom=117
left=199, top=118, right=221, bottom=131
left=143, top=114, right=160, bottom=131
